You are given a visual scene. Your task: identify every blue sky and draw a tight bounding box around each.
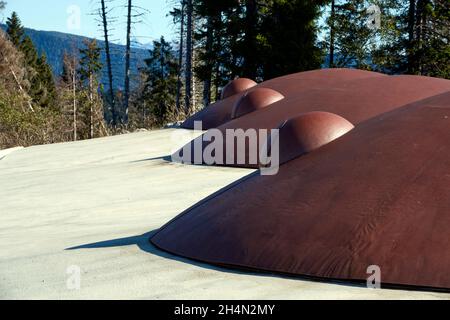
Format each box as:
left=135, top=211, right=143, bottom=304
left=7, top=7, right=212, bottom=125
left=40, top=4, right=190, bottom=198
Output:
left=1, top=0, right=177, bottom=44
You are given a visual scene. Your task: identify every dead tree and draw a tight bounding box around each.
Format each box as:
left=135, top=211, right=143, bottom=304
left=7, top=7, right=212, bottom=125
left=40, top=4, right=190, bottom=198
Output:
left=62, top=48, right=79, bottom=140
left=123, top=0, right=147, bottom=124
left=0, top=51, right=34, bottom=112
left=176, top=0, right=185, bottom=112
left=124, top=0, right=132, bottom=124
left=184, top=0, right=193, bottom=115
left=66, top=54, right=78, bottom=141
left=99, top=0, right=117, bottom=126
left=329, top=0, right=335, bottom=68
left=202, top=15, right=214, bottom=107
left=72, top=55, right=77, bottom=141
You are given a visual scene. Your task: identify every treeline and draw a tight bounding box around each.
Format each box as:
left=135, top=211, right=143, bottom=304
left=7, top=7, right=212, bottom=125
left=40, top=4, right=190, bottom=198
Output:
left=168, top=0, right=449, bottom=116
left=173, top=0, right=327, bottom=111
left=325, top=0, right=450, bottom=77
left=0, top=1, right=449, bottom=149
left=0, top=9, right=181, bottom=148
left=0, top=1, right=185, bottom=149
left=0, top=12, right=109, bottom=148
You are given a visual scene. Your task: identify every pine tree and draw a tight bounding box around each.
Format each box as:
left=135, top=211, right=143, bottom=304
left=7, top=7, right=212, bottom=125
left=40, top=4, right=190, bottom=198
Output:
left=79, top=41, right=102, bottom=96
left=328, top=0, right=336, bottom=67
left=184, top=0, right=194, bottom=115
left=6, top=12, right=58, bottom=108
left=6, top=12, right=24, bottom=47
left=201, top=13, right=214, bottom=107
left=61, top=52, right=79, bottom=141
left=35, top=54, right=57, bottom=109
left=122, top=0, right=148, bottom=124
left=194, top=1, right=247, bottom=102
left=370, top=0, right=449, bottom=78
left=259, top=0, right=326, bottom=79
left=194, top=1, right=221, bottom=106
left=192, top=0, right=327, bottom=104
left=1, top=30, right=71, bottom=147
left=241, top=0, right=259, bottom=79
left=170, top=1, right=186, bottom=111
left=19, top=36, right=39, bottom=68
left=202, top=1, right=244, bottom=99
left=19, top=35, right=40, bottom=104
left=0, top=27, right=33, bottom=112
left=322, top=1, right=449, bottom=78
left=99, top=0, right=116, bottom=126
left=323, top=1, right=376, bottom=69
left=124, top=0, right=132, bottom=124
left=78, top=39, right=105, bottom=139
left=409, top=0, right=450, bottom=77
left=368, top=0, right=410, bottom=74
left=142, top=37, right=178, bottom=125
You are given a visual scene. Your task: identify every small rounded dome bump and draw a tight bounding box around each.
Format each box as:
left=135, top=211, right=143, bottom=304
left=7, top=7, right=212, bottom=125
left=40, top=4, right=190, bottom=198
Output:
left=231, top=88, right=284, bottom=119
left=221, top=78, right=257, bottom=100
left=275, top=112, right=354, bottom=164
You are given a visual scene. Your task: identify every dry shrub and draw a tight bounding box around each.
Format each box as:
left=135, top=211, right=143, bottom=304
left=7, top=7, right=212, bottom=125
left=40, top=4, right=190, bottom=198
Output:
left=0, top=30, right=71, bottom=149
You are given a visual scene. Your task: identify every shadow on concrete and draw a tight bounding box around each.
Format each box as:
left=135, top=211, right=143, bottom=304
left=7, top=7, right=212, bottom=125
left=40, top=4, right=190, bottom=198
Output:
left=66, top=229, right=374, bottom=291
left=131, top=155, right=172, bottom=163
left=66, top=230, right=262, bottom=276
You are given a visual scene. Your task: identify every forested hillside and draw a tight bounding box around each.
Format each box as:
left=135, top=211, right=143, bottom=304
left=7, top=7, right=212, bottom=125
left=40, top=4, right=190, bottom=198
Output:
left=0, top=24, right=148, bottom=89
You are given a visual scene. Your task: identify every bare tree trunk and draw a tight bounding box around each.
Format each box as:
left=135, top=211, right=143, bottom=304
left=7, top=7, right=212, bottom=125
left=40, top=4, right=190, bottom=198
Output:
left=72, top=56, right=77, bottom=141
left=329, top=0, right=335, bottom=68
left=191, top=18, right=196, bottom=110
left=100, top=0, right=116, bottom=126
left=214, top=65, right=220, bottom=102
left=124, top=0, right=132, bottom=124
left=176, top=0, right=185, bottom=111
left=407, top=0, right=417, bottom=74
left=408, top=0, right=416, bottom=46
left=415, top=0, right=426, bottom=75
left=89, top=74, right=94, bottom=139
left=94, top=102, right=109, bottom=136
left=214, top=32, right=222, bottom=103
left=184, top=0, right=193, bottom=115
left=1, top=52, right=34, bottom=112
left=202, top=77, right=211, bottom=107
left=243, top=0, right=257, bottom=78
left=202, top=14, right=216, bottom=107
left=9, top=64, right=34, bottom=112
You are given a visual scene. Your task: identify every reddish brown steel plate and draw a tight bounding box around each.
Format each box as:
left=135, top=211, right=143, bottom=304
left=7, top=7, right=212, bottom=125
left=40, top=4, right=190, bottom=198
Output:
left=176, top=71, right=450, bottom=168
left=153, top=91, right=450, bottom=290
left=181, top=68, right=387, bottom=129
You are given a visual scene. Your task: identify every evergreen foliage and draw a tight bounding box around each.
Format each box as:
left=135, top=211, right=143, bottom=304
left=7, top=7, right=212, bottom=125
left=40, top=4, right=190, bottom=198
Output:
left=141, top=36, right=178, bottom=125
left=6, top=11, right=24, bottom=46
left=6, top=12, right=57, bottom=109
left=1, top=2, right=450, bottom=147
left=78, top=39, right=106, bottom=139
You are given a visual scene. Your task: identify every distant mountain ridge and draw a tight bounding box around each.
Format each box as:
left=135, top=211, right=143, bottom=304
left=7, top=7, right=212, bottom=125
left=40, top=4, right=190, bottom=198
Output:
left=0, top=24, right=150, bottom=90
